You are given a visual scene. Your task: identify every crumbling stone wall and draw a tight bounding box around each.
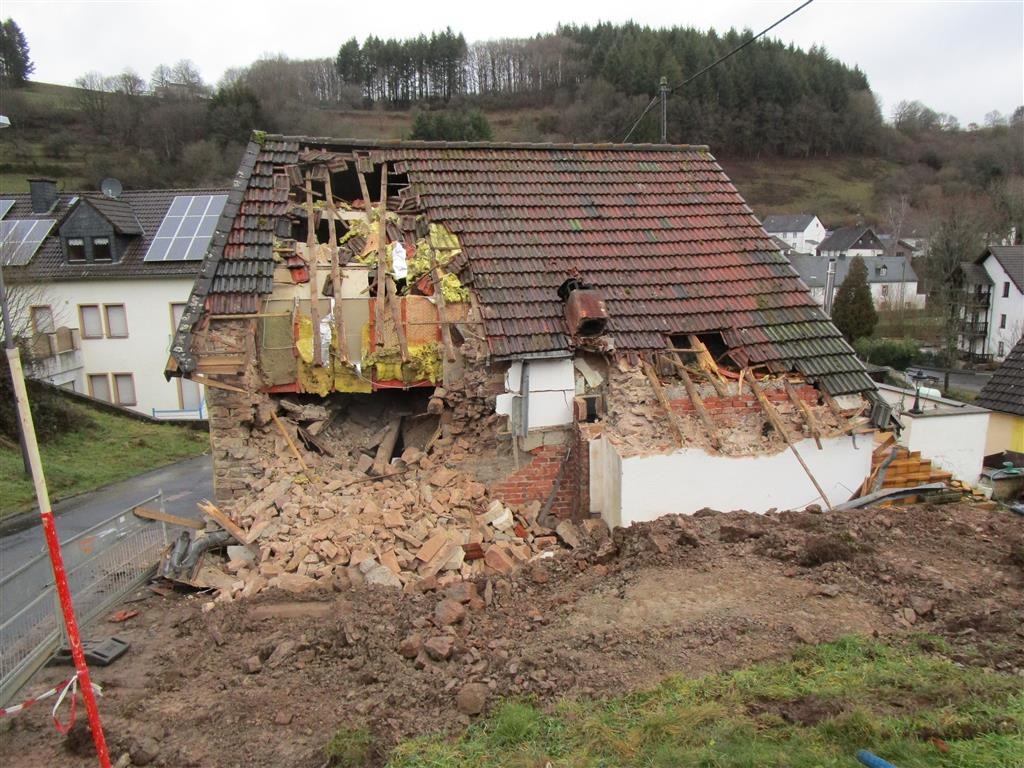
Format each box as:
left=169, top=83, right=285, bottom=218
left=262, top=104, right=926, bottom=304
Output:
left=196, top=318, right=266, bottom=503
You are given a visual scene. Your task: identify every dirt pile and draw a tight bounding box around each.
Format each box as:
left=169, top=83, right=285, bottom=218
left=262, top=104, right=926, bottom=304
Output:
left=3, top=499, right=1019, bottom=768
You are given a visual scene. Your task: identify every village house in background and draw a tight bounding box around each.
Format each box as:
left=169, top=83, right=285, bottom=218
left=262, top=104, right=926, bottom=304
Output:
left=760, top=214, right=826, bottom=254
left=1, top=179, right=229, bottom=418
left=816, top=225, right=887, bottom=260
left=977, top=336, right=1024, bottom=454
left=787, top=252, right=924, bottom=311
left=956, top=244, right=1024, bottom=363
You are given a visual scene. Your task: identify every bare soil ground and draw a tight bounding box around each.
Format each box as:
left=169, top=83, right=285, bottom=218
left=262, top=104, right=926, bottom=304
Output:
left=2, top=500, right=1021, bottom=767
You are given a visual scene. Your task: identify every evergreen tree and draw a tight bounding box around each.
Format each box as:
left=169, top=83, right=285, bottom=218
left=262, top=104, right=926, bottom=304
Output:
left=0, top=18, right=35, bottom=87
left=831, top=256, right=877, bottom=343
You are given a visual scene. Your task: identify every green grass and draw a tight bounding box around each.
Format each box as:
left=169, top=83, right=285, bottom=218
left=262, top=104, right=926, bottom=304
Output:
left=387, top=636, right=1023, bottom=768
left=0, top=400, right=208, bottom=517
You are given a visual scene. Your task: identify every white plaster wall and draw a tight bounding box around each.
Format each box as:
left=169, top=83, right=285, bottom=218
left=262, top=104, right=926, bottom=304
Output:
left=983, top=257, right=1024, bottom=360
left=495, top=357, right=575, bottom=430
left=607, top=436, right=870, bottom=527
left=902, top=411, right=989, bottom=484
left=802, top=217, right=827, bottom=252
left=17, top=278, right=203, bottom=418
left=871, top=281, right=924, bottom=309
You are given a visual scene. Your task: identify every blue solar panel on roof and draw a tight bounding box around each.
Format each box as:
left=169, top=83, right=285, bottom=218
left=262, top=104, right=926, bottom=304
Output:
left=144, top=194, right=227, bottom=262
left=0, top=218, right=56, bottom=266
left=0, top=200, right=14, bottom=220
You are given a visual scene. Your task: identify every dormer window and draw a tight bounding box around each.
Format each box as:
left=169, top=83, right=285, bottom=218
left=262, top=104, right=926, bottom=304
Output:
left=67, top=238, right=86, bottom=262
left=93, top=237, right=112, bottom=261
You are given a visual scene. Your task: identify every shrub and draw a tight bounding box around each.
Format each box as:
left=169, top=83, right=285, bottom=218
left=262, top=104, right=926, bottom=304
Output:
left=854, top=337, right=919, bottom=369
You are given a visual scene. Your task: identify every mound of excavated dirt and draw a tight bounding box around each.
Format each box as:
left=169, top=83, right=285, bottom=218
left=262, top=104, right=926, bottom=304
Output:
left=1, top=501, right=1021, bottom=768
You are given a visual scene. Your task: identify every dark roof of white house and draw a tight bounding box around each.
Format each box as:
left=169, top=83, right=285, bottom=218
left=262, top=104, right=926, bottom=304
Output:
left=817, top=226, right=881, bottom=253
left=762, top=214, right=817, bottom=233
left=977, top=336, right=1024, bottom=417
left=979, top=244, right=1024, bottom=293
left=2, top=188, right=229, bottom=283
left=788, top=253, right=918, bottom=288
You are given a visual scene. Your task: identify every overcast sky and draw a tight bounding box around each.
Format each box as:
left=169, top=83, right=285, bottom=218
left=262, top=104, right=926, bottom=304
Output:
left=5, top=0, right=1023, bottom=125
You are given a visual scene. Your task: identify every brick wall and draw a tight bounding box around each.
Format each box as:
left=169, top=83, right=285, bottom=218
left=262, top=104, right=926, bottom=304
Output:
left=490, top=432, right=586, bottom=519
left=668, top=383, right=818, bottom=417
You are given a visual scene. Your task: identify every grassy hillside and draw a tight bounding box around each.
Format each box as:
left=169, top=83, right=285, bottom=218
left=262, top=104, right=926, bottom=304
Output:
left=0, top=398, right=208, bottom=516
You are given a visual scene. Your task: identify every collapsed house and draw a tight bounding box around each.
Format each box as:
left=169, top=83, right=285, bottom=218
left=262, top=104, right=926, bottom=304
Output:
left=165, top=135, right=888, bottom=596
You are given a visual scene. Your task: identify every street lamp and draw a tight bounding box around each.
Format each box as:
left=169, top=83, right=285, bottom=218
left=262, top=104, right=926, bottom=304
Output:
left=908, top=369, right=927, bottom=415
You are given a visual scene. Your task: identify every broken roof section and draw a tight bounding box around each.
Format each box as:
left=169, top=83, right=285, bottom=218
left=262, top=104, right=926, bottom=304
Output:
left=169, top=134, right=874, bottom=396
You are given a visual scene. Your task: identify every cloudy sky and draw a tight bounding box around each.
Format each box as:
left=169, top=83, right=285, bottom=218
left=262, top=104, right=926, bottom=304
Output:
left=5, top=0, right=1023, bottom=125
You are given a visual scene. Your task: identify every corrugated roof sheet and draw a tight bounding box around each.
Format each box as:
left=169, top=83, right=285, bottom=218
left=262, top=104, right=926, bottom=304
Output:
left=174, top=135, right=873, bottom=395
left=976, top=336, right=1024, bottom=417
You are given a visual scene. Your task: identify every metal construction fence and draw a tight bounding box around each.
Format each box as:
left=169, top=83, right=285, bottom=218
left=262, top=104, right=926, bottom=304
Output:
left=0, top=493, right=169, bottom=707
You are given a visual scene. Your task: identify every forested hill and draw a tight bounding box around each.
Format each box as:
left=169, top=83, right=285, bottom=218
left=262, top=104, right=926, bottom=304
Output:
left=336, top=23, right=879, bottom=155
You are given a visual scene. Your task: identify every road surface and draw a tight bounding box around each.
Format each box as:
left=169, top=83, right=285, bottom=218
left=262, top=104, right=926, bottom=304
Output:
left=906, top=367, right=993, bottom=395
left=0, top=454, right=213, bottom=586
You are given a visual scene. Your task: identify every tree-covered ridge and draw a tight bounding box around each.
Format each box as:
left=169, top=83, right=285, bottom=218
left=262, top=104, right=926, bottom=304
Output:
left=331, top=22, right=881, bottom=155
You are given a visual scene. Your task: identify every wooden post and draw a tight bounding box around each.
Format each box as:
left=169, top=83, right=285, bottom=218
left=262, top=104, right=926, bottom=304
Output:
left=356, top=173, right=373, bottom=223
left=429, top=249, right=456, bottom=362
left=675, top=360, right=720, bottom=449
left=386, top=275, right=410, bottom=362
left=784, top=379, right=823, bottom=449
left=304, top=174, right=323, bottom=367
left=271, top=412, right=321, bottom=492
left=687, top=334, right=729, bottom=396
left=323, top=168, right=347, bottom=363
left=746, top=371, right=832, bottom=510
left=641, top=358, right=686, bottom=446
left=372, top=417, right=402, bottom=476
left=374, top=166, right=388, bottom=350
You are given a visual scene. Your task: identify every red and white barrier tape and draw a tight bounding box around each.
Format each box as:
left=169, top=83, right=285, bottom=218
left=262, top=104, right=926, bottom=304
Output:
left=0, top=672, right=103, bottom=734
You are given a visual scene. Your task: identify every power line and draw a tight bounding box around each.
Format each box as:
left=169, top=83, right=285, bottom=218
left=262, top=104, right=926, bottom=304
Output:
left=621, top=0, right=816, bottom=142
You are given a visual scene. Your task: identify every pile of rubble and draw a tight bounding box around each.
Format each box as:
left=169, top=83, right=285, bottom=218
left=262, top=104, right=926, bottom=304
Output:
left=173, top=373, right=590, bottom=603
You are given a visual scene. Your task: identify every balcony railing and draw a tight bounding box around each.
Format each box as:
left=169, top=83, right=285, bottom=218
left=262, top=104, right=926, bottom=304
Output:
left=961, top=292, right=990, bottom=310
left=26, top=327, right=80, bottom=360
left=960, top=320, right=988, bottom=336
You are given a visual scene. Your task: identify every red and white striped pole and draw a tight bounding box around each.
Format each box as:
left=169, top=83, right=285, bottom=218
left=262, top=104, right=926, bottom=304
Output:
left=1, top=269, right=111, bottom=766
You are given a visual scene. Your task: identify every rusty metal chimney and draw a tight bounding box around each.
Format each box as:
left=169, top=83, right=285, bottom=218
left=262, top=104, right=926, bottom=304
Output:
left=558, top=278, right=608, bottom=337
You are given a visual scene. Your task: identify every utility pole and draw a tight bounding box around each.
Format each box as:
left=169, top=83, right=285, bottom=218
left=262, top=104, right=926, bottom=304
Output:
left=659, top=76, right=669, bottom=143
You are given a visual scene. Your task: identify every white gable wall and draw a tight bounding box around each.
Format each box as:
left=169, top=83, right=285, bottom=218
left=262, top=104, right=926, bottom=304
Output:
left=13, top=277, right=204, bottom=418
left=983, top=256, right=1024, bottom=360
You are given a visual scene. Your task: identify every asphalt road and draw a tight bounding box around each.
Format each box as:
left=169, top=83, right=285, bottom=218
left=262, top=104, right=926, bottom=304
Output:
left=907, top=367, right=993, bottom=395
left=0, top=453, right=213, bottom=583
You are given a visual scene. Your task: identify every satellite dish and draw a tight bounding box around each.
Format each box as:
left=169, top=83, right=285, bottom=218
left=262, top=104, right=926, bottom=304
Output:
left=100, top=178, right=123, bottom=199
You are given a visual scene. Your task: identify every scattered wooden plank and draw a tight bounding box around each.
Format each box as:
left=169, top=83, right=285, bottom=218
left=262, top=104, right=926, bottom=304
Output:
left=297, top=425, right=333, bottom=456
left=133, top=506, right=204, bottom=530
left=372, top=417, right=402, bottom=476
left=673, top=357, right=720, bottom=449
left=323, top=168, right=347, bottom=363
left=197, top=500, right=258, bottom=556
left=187, top=374, right=249, bottom=395
left=356, top=172, right=374, bottom=222
left=641, top=358, right=686, bottom=446
left=746, top=371, right=833, bottom=510
left=687, top=335, right=729, bottom=396
left=304, top=173, right=323, bottom=367
left=784, top=379, right=822, bottom=450
left=271, top=412, right=321, bottom=492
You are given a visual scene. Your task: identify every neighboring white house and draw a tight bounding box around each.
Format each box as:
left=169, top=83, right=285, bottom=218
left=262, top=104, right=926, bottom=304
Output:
left=786, top=253, right=925, bottom=310
left=957, top=244, right=1024, bottom=362
left=761, top=214, right=826, bottom=254
left=2, top=180, right=230, bottom=419
left=817, top=226, right=886, bottom=260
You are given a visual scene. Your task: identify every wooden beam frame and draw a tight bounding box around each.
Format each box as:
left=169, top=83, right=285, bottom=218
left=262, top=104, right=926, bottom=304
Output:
left=641, top=358, right=686, bottom=446
left=323, top=168, right=348, bottom=363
